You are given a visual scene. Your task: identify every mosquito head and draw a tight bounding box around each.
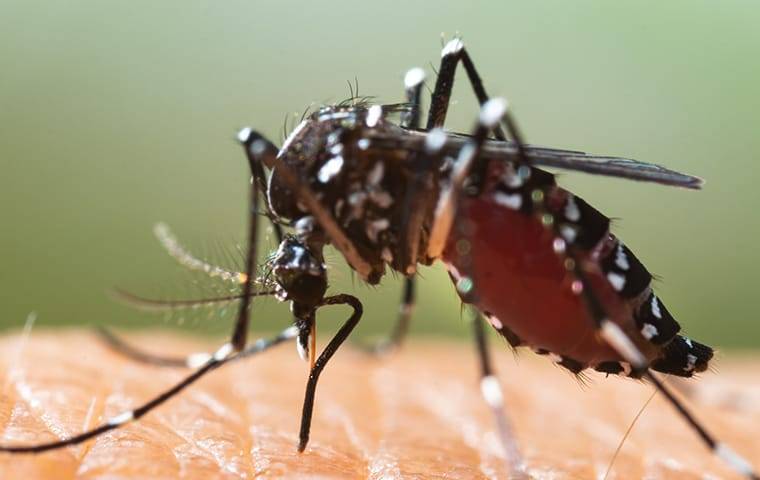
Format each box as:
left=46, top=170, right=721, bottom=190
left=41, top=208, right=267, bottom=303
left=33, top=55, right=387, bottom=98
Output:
left=271, top=235, right=327, bottom=312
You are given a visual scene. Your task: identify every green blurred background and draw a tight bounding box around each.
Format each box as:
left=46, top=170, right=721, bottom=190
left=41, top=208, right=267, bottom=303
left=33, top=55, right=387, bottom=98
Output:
left=1, top=1, right=758, bottom=348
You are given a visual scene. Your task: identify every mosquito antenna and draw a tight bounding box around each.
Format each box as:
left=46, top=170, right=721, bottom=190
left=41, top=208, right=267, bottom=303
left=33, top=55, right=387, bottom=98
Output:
left=110, top=288, right=275, bottom=312
left=602, top=388, right=658, bottom=480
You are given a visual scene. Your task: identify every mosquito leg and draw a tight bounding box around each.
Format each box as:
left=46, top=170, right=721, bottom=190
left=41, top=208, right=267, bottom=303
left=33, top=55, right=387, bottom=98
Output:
left=426, top=100, right=524, bottom=471
left=356, top=69, right=428, bottom=354
left=497, top=110, right=760, bottom=480
left=96, top=318, right=294, bottom=369
left=402, top=67, right=425, bottom=131
left=238, top=127, right=284, bottom=244
left=230, top=129, right=281, bottom=352
left=471, top=310, right=524, bottom=475
left=95, top=327, right=192, bottom=368
left=427, top=98, right=508, bottom=258
left=379, top=277, right=415, bottom=351
left=355, top=277, right=415, bottom=355
left=298, top=294, right=363, bottom=452
left=426, top=38, right=507, bottom=140
left=0, top=326, right=297, bottom=453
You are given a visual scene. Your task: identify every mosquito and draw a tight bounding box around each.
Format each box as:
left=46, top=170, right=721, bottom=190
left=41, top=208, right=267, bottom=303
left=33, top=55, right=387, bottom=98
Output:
left=1, top=39, right=756, bottom=479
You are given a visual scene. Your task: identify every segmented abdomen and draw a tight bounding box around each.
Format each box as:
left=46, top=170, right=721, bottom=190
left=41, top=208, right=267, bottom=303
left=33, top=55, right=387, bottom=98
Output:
left=442, top=164, right=712, bottom=378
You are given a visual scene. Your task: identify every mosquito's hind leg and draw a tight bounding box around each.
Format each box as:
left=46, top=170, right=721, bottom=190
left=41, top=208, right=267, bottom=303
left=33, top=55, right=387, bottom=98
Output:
left=426, top=38, right=507, bottom=139
left=355, top=277, right=415, bottom=355
left=427, top=99, right=525, bottom=474
left=355, top=68, right=428, bottom=355
left=471, top=310, right=525, bottom=476
left=494, top=101, right=760, bottom=480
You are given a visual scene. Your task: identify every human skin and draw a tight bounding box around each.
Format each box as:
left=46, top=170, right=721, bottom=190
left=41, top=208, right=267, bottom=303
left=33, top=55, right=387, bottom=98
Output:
left=0, top=331, right=756, bottom=479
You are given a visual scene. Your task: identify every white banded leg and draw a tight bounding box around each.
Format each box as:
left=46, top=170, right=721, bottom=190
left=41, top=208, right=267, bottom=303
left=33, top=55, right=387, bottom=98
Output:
left=0, top=326, right=297, bottom=453
left=472, top=312, right=525, bottom=476
left=498, top=104, right=760, bottom=480
left=427, top=98, right=508, bottom=259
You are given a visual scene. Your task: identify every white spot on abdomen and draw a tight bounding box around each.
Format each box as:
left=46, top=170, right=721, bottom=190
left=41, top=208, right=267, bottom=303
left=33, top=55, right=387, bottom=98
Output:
left=564, top=196, right=580, bottom=222
left=641, top=323, right=658, bottom=340
left=615, top=243, right=630, bottom=270
left=493, top=191, right=522, bottom=210
left=607, top=272, right=626, bottom=292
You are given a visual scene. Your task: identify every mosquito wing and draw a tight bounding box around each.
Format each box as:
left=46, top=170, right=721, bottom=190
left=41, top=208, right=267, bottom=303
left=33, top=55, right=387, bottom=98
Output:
left=370, top=129, right=703, bottom=190
left=510, top=144, right=703, bottom=190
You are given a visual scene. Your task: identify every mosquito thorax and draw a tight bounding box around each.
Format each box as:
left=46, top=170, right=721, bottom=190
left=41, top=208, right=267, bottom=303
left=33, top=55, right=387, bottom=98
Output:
left=269, top=104, right=438, bottom=284
left=271, top=235, right=327, bottom=311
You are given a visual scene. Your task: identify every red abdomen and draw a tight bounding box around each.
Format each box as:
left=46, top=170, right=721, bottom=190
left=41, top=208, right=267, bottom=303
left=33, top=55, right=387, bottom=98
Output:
left=442, top=193, right=630, bottom=367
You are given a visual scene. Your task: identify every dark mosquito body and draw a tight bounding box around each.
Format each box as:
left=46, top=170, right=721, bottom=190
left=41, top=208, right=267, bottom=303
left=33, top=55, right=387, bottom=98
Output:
left=1, top=39, right=756, bottom=479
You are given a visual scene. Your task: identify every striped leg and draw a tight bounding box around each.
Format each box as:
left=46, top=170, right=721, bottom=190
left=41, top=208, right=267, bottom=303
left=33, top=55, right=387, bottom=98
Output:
left=498, top=106, right=760, bottom=480
left=429, top=100, right=524, bottom=474
left=472, top=311, right=525, bottom=475
left=231, top=129, right=280, bottom=352
left=427, top=38, right=507, bottom=141
left=0, top=326, right=297, bottom=453
left=361, top=68, right=426, bottom=354
left=359, top=278, right=415, bottom=355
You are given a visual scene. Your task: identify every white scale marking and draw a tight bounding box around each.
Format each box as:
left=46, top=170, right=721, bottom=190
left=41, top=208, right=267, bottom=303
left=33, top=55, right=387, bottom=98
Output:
left=296, top=337, right=308, bottom=362
left=651, top=295, right=662, bottom=319
left=425, top=128, right=447, bottom=152
left=641, top=323, right=658, bottom=340
left=186, top=352, right=212, bottom=368
left=479, top=98, right=507, bottom=128
left=615, top=244, right=630, bottom=270
left=560, top=224, right=577, bottom=243
left=486, top=314, right=503, bottom=330
left=404, top=67, right=426, bottom=88
left=107, top=411, right=134, bottom=426
left=366, top=105, right=382, bottom=128
left=493, top=191, right=522, bottom=210
left=552, top=237, right=566, bottom=254
left=480, top=375, right=504, bottom=409
left=213, top=343, right=234, bottom=361
left=685, top=354, right=698, bottom=372
left=607, top=271, right=626, bottom=292
left=564, top=196, right=581, bottom=222
left=318, top=156, right=344, bottom=183
left=441, top=38, right=464, bottom=57
left=236, top=127, right=252, bottom=143
left=715, top=443, right=757, bottom=478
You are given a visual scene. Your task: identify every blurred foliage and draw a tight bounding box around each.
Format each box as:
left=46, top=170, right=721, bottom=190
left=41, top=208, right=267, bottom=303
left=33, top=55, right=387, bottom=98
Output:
left=1, top=1, right=759, bottom=348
